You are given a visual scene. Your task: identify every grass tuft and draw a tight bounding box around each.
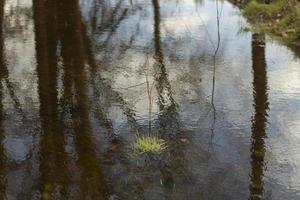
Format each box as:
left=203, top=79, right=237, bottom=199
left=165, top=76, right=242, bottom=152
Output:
left=133, top=135, right=166, bottom=154
left=243, top=0, right=285, bottom=19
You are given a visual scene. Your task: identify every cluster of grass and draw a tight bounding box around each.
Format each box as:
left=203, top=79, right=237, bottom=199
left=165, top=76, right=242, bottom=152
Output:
left=242, top=0, right=300, bottom=43
left=243, top=0, right=285, bottom=19
left=275, top=5, right=300, bottom=42
left=133, top=135, right=166, bottom=154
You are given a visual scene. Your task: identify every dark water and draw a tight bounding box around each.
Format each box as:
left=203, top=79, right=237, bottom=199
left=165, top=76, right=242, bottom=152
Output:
left=1, top=0, right=300, bottom=199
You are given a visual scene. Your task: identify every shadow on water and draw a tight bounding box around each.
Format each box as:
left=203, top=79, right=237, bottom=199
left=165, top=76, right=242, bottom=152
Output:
left=249, top=33, right=269, bottom=200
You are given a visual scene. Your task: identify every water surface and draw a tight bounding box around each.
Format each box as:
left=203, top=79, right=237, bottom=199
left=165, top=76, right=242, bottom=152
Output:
left=1, top=0, right=300, bottom=199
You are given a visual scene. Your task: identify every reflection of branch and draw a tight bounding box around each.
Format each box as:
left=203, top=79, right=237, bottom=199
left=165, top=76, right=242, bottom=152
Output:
left=211, top=0, right=221, bottom=114
left=4, top=78, right=24, bottom=116
left=117, top=15, right=142, bottom=57
left=3, top=6, right=32, bottom=37
left=94, top=0, right=128, bottom=41
left=103, top=9, right=128, bottom=43
left=96, top=0, right=123, bottom=31
left=81, top=20, right=139, bottom=133
left=88, top=1, right=141, bottom=61
left=80, top=23, right=117, bottom=140
left=208, top=0, right=222, bottom=154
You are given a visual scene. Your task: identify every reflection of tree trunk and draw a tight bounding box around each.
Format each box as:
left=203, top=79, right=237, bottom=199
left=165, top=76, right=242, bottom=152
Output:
left=58, top=0, right=108, bottom=199
left=33, top=0, right=69, bottom=198
left=151, top=1, right=190, bottom=198
left=0, top=0, right=6, bottom=198
left=152, top=0, right=179, bottom=135
left=249, top=33, right=269, bottom=200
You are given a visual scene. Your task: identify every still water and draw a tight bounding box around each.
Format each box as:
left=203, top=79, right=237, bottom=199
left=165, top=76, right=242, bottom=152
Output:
left=0, top=0, right=300, bottom=199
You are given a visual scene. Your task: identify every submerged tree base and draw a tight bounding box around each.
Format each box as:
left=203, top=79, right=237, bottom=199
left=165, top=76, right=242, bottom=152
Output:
left=241, top=0, right=300, bottom=44
left=133, top=135, right=166, bottom=154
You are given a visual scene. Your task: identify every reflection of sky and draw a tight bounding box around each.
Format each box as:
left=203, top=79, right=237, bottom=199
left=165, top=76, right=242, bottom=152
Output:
left=87, top=0, right=253, bottom=127
left=268, top=43, right=300, bottom=97
left=263, top=41, right=300, bottom=196
left=3, top=0, right=38, bottom=110
left=2, top=1, right=39, bottom=198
